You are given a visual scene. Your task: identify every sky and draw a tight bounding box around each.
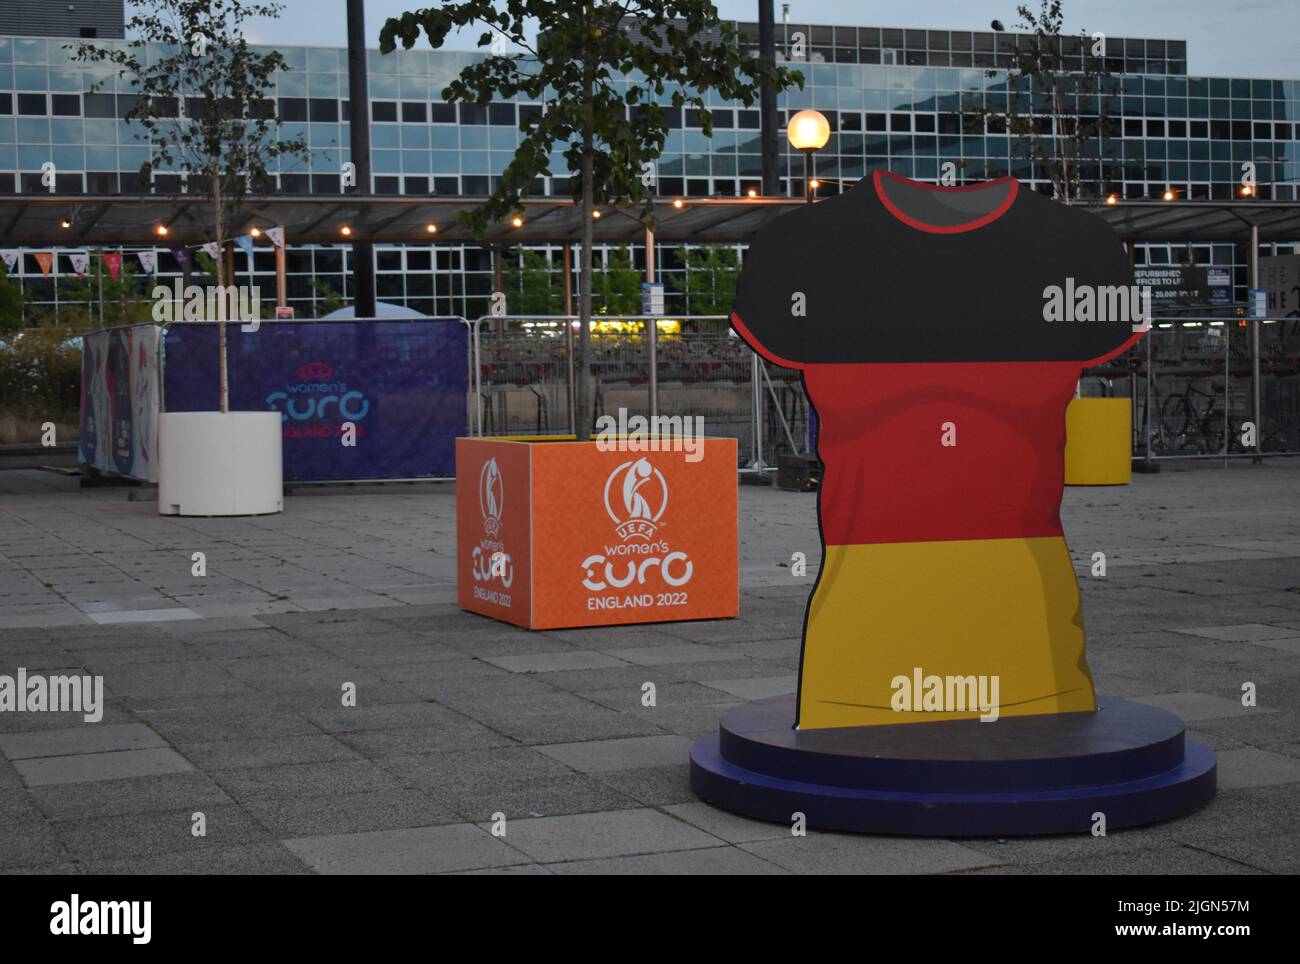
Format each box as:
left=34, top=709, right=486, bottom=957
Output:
left=229, top=0, right=1300, bottom=80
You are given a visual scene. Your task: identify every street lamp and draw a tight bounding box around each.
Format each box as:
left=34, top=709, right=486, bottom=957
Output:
left=787, top=109, right=830, bottom=203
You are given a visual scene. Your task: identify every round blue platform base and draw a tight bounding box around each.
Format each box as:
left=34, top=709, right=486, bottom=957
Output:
left=689, top=696, right=1216, bottom=836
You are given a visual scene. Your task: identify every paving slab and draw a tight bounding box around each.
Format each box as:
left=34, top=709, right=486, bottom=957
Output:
left=51, top=804, right=272, bottom=862
left=607, top=643, right=748, bottom=666
left=959, top=844, right=1264, bottom=876
left=28, top=770, right=235, bottom=821
left=1214, top=746, right=1300, bottom=790
left=1172, top=623, right=1300, bottom=642
left=14, top=747, right=194, bottom=787
left=0, top=723, right=166, bottom=760
left=489, top=807, right=720, bottom=863
left=242, top=788, right=458, bottom=839
left=594, top=763, right=699, bottom=807
left=1133, top=691, right=1264, bottom=722
left=0, top=814, right=72, bottom=870
left=284, top=822, right=524, bottom=874
left=662, top=801, right=793, bottom=844
left=740, top=834, right=1002, bottom=875
left=547, top=845, right=788, bottom=875
left=483, top=651, right=629, bottom=674
left=1246, top=636, right=1300, bottom=655
left=80, top=842, right=313, bottom=875
left=1193, top=831, right=1300, bottom=874
left=536, top=735, right=692, bottom=773
left=88, top=608, right=202, bottom=625
left=701, top=675, right=798, bottom=700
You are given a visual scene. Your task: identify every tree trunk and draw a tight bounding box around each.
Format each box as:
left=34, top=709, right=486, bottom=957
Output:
left=212, top=171, right=228, bottom=414
left=1052, top=76, right=1070, bottom=203
left=575, top=46, right=595, bottom=442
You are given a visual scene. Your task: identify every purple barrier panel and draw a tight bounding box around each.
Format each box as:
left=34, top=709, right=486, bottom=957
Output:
left=163, top=318, right=468, bottom=481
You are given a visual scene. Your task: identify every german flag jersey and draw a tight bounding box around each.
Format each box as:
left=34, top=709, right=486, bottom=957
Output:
left=731, top=171, right=1145, bottom=729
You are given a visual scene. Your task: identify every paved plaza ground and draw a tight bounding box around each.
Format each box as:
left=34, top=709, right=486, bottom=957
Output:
left=0, top=459, right=1298, bottom=874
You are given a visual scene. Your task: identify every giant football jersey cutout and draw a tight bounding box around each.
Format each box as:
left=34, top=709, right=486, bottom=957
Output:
left=691, top=171, right=1215, bottom=834
left=731, top=171, right=1144, bottom=730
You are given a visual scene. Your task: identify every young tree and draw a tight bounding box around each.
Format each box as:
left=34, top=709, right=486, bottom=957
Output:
left=312, top=278, right=348, bottom=318
left=73, top=0, right=309, bottom=412
left=0, top=262, right=27, bottom=338
left=58, top=257, right=145, bottom=329
left=381, top=1, right=801, bottom=438
left=965, top=0, right=1119, bottom=201
left=685, top=244, right=740, bottom=319
left=595, top=247, right=643, bottom=316
left=504, top=248, right=564, bottom=316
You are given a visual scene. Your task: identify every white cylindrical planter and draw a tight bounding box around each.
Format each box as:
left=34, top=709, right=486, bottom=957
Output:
left=158, top=411, right=283, bottom=516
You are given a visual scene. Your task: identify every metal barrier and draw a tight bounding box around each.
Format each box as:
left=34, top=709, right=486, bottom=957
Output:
left=157, top=316, right=474, bottom=482
left=469, top=315, right=792, bottom=469
left=467, top=313, right=1300, bottom=468
left=1127, top=317, right=1300, bottom=461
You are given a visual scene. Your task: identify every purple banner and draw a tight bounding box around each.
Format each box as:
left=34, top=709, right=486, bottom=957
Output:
left=163, top=319, right=469, bottom=481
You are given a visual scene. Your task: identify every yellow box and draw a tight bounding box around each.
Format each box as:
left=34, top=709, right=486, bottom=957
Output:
left=1065, top=398, right=1132, bottom=485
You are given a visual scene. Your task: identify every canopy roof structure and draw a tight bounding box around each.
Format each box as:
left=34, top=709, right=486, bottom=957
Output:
left=1085, top=199, right=1300, bottom=243
left=0, top=195, right=799, bottom=246
left=0, top=193, right=1297, bottom=246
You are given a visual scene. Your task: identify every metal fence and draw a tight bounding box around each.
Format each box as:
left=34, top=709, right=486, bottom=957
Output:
left=469, top=315, right=810, bottom=469
left=467, top=314, right=1300, bottom=467
left=1124, top=318, right=1300, bottom=460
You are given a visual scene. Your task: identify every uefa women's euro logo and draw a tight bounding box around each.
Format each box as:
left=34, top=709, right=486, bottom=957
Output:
left=265, top=361, right=370, bottom=430
left=604, top=457, right=668, bottom=541
left=480, top=457, right=504, bottom=537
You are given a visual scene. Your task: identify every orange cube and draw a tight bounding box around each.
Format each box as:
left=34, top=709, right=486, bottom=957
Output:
left=456, top=437, right=739, bottom=629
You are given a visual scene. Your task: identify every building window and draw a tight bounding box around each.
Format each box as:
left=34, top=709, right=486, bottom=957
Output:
left=309, top=98, right=338, bottom=122
left=18, top=93, right=45, bottom=115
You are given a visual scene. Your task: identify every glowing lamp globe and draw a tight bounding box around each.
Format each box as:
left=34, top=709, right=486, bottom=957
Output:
left=788, top=110, right=831, bottom=151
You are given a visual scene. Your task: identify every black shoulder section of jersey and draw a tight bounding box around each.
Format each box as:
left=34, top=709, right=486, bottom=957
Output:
left=730, top=177, right=1142, bottom=366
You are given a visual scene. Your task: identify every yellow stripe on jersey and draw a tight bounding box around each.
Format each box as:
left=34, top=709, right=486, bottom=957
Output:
left=798, top=536, right=1097, bottom=729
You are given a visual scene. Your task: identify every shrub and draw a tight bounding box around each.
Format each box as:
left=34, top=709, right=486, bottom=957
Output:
left=0, top=326, right=84, bottom=443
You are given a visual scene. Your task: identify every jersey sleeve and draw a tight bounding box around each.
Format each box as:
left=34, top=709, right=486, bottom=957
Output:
left=729, top=204, right=829, bottom=370
left=1070, top=210, right=1146, bottom=366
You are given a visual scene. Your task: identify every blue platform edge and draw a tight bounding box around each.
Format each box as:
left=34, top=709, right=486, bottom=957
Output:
left=689, top=704, right=1217, bottom=837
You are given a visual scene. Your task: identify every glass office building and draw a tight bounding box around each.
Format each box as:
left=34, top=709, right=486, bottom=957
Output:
left=0, top=21, right=1296, bottom=319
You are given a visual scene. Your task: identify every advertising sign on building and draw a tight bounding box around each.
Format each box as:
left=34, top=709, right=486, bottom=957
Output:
left=1248, top=289, right=1267, bottom=319
left=1134, top=265, right=1207, bottom=306
left=1260, top=254, right=1300, bottom=318
left=641, top=282, right=665, bottom=316
left=1206, top=267, right=1232, bottom=305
